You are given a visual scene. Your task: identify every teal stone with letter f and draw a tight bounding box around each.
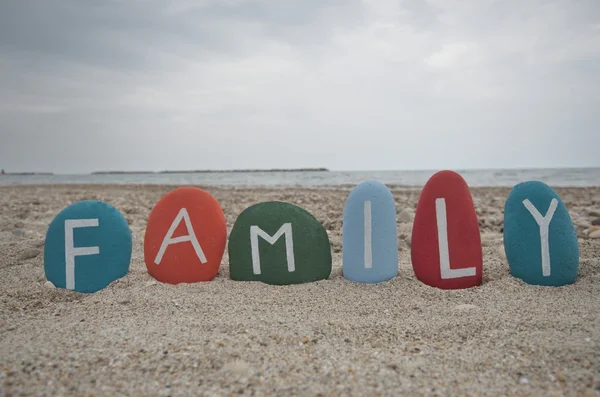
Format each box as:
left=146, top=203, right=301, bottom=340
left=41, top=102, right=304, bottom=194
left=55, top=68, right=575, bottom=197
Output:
left=44, top=200, right=132, bottom=293
left=503, top=181, right=579, bottom=286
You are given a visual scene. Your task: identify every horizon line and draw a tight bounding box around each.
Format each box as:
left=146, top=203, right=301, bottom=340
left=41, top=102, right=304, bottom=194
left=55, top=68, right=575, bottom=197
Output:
left=2, top=165, right=600, bottom=176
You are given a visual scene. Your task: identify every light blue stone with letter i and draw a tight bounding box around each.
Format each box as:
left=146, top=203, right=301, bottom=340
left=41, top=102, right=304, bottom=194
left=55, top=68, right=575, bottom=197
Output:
left=342, top=180, right=398, bottom=283
left=44, top=200, right=132, bottom=293
left=503, top=181, right=579, bottom=286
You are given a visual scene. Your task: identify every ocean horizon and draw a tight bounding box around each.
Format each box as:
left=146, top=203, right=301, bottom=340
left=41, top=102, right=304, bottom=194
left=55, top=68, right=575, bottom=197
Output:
left=1, top=167, right=599, bottom=188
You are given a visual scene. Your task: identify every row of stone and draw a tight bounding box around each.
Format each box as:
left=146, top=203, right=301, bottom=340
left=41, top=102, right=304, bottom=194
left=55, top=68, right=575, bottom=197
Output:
left=43, top=170, right=579, bottom=293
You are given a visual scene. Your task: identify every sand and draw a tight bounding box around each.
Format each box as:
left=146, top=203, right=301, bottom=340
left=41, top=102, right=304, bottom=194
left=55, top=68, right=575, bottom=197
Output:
left=1, top=184, right=599, bottom=397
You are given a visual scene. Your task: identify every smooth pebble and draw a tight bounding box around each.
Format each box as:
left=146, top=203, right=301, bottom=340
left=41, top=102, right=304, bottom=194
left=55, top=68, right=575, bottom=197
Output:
left=398, top=209, right=413, bottom=224
left=12, top=229, right=26, bottom=237
left=223, top=360, right=250, bottom=374
left=454, top=304, right=478, bottom=310
left=21, top=248, right=41, bottom=260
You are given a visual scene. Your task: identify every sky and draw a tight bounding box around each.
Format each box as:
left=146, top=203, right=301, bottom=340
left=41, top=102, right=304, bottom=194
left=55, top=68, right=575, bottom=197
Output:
left=0, top=0, right=599, bottom=174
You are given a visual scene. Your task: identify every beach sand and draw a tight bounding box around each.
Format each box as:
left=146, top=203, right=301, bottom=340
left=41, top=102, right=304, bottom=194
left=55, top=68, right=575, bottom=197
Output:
left=1, top=184, right=599, bottom=397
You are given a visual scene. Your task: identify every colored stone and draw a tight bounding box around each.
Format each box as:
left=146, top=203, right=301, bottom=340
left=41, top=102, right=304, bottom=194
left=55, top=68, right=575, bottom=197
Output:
left=44, top=200, right=132, bottom=293
left=503, top=181, right=579, bottom=286
left=144, top=187, right=226, bottom=284
left=342, top=180, right=398, bottom=283
left=228, top=201, right=332, bottom=285
left=411, top=170, right=482, bottom=289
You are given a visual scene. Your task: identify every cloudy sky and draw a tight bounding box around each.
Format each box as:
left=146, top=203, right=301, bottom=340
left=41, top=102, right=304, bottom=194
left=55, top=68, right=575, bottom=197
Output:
left=1, top=0, right=599, bottom=174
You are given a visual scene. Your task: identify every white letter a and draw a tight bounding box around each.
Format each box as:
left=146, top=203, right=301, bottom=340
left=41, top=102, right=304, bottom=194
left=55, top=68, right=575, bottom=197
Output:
left=154, top=208, right=207, bottom=265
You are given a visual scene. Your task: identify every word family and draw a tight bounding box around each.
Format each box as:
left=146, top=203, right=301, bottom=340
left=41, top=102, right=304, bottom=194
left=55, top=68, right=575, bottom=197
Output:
left=43, top=170, right=579, bottom=293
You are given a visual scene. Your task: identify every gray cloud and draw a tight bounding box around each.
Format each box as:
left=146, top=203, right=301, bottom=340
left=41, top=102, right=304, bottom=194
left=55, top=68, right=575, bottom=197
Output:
left=1, top=0, right=599, bottom=173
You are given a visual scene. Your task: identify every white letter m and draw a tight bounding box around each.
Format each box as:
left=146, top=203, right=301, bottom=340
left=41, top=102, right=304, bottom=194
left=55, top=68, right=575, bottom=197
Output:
left=250, top=223, right=295, bottom=275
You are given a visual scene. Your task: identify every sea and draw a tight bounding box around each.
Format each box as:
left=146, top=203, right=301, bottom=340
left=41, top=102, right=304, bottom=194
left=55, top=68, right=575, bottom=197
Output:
left=1, top=168, right=599, bottom=188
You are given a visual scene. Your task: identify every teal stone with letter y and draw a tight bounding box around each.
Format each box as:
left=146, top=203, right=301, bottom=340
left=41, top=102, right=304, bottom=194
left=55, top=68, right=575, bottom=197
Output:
left=44, top=200, right=132, bottom=293
left=228, top=201, right=332, bottom=285
left=503, top=181, right=579, bottom=286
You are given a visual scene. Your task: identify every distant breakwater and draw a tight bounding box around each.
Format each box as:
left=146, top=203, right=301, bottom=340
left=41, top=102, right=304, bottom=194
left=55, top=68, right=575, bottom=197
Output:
left=91, top=168, right=330, bottom=175
left=0, top=172, right=53, bottom=176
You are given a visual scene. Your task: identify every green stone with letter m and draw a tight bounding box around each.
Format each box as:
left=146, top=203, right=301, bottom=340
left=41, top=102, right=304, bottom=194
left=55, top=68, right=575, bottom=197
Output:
left=228, top=201, right=332, bottom=285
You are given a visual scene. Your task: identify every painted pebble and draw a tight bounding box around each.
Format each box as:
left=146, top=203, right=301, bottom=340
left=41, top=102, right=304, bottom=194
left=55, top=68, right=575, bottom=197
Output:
left=44, top=200, right=132, bottom=293
left=411, top=170, right=482, bottom=289
left=342, top=180, right=398, bottom=283
left=503, top=181, right=579, bottom=286
left=144, top=187, right=227, bottom=284
left=228, top=201, right=332, bottom=285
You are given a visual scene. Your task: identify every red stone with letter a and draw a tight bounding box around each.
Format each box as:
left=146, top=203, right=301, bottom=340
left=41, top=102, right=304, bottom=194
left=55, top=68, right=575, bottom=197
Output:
left=411, top=170, right=482, bottom=289
left=144, top=187, right=226, bottom=284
